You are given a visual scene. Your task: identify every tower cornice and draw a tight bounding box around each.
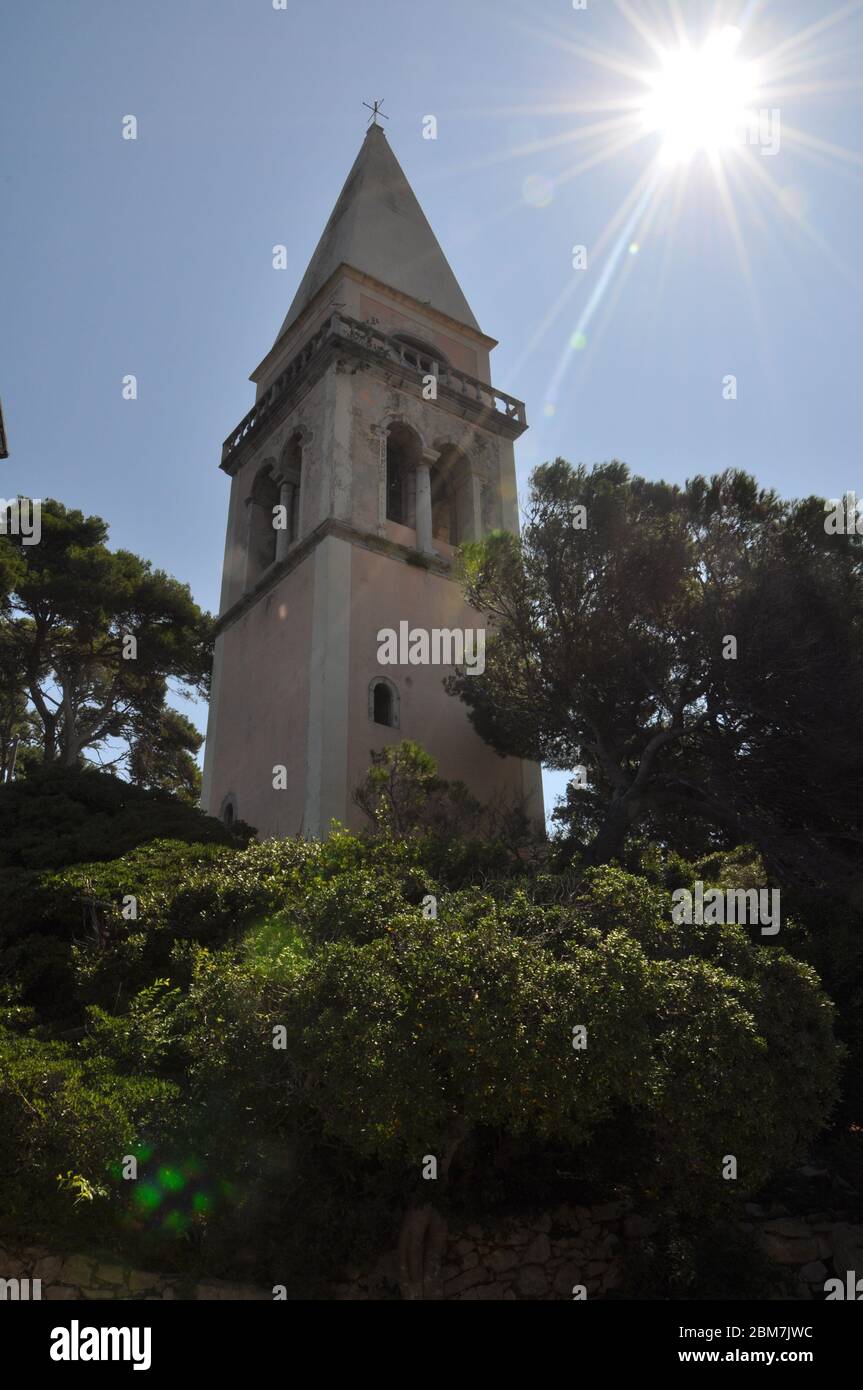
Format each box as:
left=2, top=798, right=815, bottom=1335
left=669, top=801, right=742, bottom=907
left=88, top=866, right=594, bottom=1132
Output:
left=221, top=310, right=526, bottom=475
left=214, top=514, right=470, bottom=636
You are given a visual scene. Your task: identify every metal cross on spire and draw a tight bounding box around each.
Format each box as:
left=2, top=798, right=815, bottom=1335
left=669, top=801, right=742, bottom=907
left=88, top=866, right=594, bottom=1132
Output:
left=363, top=98, right=389, bottom=128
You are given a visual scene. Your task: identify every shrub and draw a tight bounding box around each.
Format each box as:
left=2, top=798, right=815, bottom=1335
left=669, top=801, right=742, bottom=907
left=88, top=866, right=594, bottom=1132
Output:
left=0, top=765, right=249, bottom=871
left=279, top=881, right=840, bottom=1216
left=0, top=834, right=842, bottom=1285
left=0, top=1026, right=180, bottom=1234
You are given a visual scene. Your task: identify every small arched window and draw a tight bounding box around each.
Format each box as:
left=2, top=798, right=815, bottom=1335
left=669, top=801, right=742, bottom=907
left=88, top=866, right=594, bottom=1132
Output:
left=220, top=792, right=238, bottom=828
left=374, top=683, right=393, bottom=726
left=369, top=677, right=399, bottom=729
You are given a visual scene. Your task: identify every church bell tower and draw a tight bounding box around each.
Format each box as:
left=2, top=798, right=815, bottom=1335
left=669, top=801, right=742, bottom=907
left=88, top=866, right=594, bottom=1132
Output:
left=202, top=124, right=544, bottom=837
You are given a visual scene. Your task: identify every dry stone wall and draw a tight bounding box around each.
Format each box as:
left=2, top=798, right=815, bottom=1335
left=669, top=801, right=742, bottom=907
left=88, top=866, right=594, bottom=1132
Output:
left=333, top=1200, right=863, bottom=1301
left=3, top=1201, right=862, bottom=1300
left=0, top=1238, right=269, bottom=1301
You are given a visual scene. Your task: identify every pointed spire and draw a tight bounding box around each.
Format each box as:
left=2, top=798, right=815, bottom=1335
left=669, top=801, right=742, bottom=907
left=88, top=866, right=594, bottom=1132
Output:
left=275, top=126, right=481, bottom=342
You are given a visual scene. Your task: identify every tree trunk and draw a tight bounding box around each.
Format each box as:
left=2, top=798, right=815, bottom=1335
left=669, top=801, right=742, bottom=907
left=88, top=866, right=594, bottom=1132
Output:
left=395, top=1119, right=468, bottom=1300
left=582, top=795, right=643, bottom=865
left=397, top=1203, right=447, bottom=1300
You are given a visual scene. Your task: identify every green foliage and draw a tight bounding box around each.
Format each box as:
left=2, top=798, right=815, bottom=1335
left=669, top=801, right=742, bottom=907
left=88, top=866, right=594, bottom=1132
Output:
left=450, top=461, right=863, bottom=903
left=0, top=496, right=214, bottom=791
left=0, top=827, right=842, bottom=1281
left=285, top=919, right=653, bottom=1165
left=56, top=1171, right=104, bottom=1205
left=86, top=979, right=189, bottom=1073
left=128, top=708, right=205, bottom=804
left=622, top=1216, right=790, bottom=1300
left=353, top=738, right=536, bottom=847
left=0, top=1025, right=179, bottom=1232
left=279, top=864, right=839, bottom=1213
left=0, top=765, right=243, bottom=870
left=0, top=623, right=40, bottom=781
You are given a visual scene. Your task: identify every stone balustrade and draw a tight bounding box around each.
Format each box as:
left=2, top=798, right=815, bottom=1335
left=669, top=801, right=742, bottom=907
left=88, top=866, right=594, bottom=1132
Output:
left=221, top=312, right=527, bottom=469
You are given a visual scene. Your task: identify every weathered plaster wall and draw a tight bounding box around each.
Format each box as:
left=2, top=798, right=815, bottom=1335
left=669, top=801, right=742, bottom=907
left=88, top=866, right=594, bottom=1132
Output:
left=347, top=544, right=528, bottom=825
left=204, top=555, right=315, bottom=837
left=219, top=374, right=330, bottom=615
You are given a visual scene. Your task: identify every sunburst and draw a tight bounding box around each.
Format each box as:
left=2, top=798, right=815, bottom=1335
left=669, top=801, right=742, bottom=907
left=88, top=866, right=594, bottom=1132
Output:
left=640, top=25, right=761, bottom=165
left=449, top=0, right=863, bottom=407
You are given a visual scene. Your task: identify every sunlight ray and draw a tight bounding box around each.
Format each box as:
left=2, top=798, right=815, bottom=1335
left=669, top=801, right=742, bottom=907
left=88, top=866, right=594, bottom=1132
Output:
left=779, top=124, right=863, bottom=170
left=504, top=14, right=655, bottom=86
left=764, top=46, right=862, bottom=86
left=612, top=0, right=670, bottom=61
left=738, top=0, right=768, bottom=29
left=711, top=154, right=757, bottom=294
left=502, top=162, right=664, bottom=390
left=653, top=164, right=689, bottom=305
left=489, top=0, right=861, bottom=409
left=667, top=0, right=689, bottom=47
left=709, top=157, right=777, bottom=382
left=759, top=78, right=863, bottom=100
left=741, top=148, right=863, bottom=290
left=550, top=130, right=655, bottom=191
left=446, top=99, right=650, bottom=120
left=421, top=116, right=645, bottom=186
left=544, top=167, right=665, bottom=405
left=705, top=153, right=772, bottom=358
left=759, top=0, right=863, bottom=68
left=545, top=174, right=672, bottom=416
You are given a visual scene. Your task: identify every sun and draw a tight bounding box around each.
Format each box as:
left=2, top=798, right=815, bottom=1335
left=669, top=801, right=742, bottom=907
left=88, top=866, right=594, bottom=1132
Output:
left=495, top=0, right=861, bottom=413
left=640, top=26, right=760, bottom=165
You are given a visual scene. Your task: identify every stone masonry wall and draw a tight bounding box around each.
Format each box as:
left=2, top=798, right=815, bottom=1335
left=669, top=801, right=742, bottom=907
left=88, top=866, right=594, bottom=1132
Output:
left=335, top=1201, right=863, bottom=1301
left=3, top=1200, right=862, bottom=1300
left=0, top=1239, right=269, bottom=1301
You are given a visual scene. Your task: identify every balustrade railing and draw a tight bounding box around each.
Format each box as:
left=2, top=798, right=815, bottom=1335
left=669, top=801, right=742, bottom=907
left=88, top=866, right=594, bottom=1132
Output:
left=222, top=312, right=526, bottom=464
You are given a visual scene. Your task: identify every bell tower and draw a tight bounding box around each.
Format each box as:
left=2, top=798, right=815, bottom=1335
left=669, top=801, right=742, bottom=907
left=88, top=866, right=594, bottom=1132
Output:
left=202, top=125, right=544, bottom=838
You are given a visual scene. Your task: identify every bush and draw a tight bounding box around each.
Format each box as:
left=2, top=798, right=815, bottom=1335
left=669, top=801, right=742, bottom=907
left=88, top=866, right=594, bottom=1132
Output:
left=278, top=870, right=839, bottom=1216
left=284, top=921, right=654, bottom=1168
left=0, top=834, right=842, bottom=1284
left=622, top=1215, right=790, bottom=1300
left=0, top=765, right=249, bottom=871
left=0, top=1026, right=180, bottom=1236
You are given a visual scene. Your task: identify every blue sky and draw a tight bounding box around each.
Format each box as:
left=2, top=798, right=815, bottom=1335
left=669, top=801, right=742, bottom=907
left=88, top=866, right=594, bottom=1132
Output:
left=2, top=0, right=861, bottom=818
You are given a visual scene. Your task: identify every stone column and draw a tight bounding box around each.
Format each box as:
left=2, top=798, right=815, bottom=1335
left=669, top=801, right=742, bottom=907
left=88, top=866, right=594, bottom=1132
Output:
left=416, top=454, right=435, bottom=554
left=470, top=472, right=484, bottom=541
left=275, top=478, right=295, bottom=563
left=376, top=431, right=387, bottom=535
